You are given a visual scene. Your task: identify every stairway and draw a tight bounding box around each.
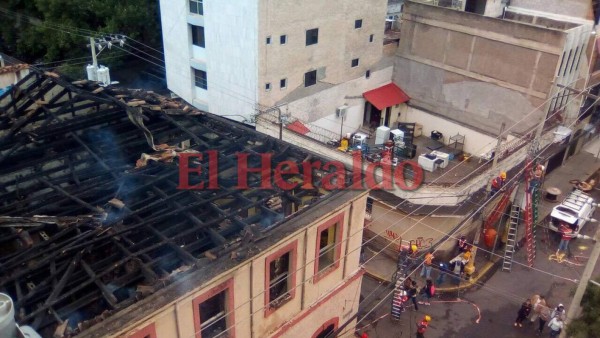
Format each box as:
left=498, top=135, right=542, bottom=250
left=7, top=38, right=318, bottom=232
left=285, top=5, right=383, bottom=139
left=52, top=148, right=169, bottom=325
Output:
left=502, top=204, right=520, bottom=272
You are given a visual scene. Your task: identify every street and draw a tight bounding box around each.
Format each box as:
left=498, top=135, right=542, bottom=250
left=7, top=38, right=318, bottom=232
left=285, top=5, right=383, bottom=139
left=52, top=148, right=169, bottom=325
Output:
left=356, top=142, right=600, bottom=338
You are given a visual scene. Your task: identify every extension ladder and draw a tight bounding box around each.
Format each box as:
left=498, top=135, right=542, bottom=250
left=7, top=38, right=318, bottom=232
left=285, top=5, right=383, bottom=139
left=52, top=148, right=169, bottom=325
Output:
left=502, top=204, right=520, bottom=271
left=524, top=187, right=536, bottom=267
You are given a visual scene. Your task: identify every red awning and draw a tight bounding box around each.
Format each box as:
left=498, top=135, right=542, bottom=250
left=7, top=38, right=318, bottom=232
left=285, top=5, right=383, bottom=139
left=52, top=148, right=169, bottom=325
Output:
left=286, top=120, right=310, bottom=135
left=363, top=83, right=410, bottom=110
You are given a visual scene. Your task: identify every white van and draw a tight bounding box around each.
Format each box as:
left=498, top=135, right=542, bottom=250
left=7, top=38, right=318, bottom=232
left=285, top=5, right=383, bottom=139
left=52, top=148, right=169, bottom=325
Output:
left=549, top=189, right=596, bottom=235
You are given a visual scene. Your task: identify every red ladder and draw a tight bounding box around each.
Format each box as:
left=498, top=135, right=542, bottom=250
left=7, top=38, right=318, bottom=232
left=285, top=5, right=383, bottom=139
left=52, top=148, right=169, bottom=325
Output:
left=484, top=186, right=515, bottom=230
left=524, top=162, right=536, bottom=267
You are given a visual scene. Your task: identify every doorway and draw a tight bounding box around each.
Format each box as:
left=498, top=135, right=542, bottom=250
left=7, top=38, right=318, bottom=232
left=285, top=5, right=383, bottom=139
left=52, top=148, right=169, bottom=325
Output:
left=364, top=102, right=382, bottom=129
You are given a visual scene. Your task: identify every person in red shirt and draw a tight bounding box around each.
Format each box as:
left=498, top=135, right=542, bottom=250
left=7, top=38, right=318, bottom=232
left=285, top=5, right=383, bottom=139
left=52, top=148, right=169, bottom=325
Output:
left=490, top=172, right=507, bottom=196
left=416, top=315, right=431, bottom=338
left=557, top=222, right=575, bottom=255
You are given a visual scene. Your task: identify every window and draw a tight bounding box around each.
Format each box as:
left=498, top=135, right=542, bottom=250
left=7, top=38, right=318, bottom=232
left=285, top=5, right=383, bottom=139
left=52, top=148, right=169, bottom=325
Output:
left=192, top=279, right=235, bottom=338
left=265, top=241, right=297, bottom=315
left=194, top=69, right=207, bottom=90
left=369, top=34, right=374, bottom=43
left=280, top=35, right=287, bottom=45
left=365, top=70, right=371, bottom=79
left=266, top=36, right=272, bottom=45
left=191, top=25, right=205, bottom=48
left=351, top=58, right=359, bottom=68
left=355, top=19, right=363, bottom=29
left=189, top=0, right=203, bottom=15
left=304, top=70, right=317, bottom=87
left=265, top=82, right=271, bottom=91
left=127, top=323, right=157, bottom=338
left=306, top=28, right=319, bottom=46
left=280, top=78, right=287, bottom=89
left=311, top=318, right=339, bottom=338
left=314, top=213, right=344, bottom=282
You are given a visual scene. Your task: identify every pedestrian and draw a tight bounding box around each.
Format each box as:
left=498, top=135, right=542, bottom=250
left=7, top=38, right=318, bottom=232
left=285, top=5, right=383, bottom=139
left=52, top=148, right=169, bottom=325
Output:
left=490, top=171, right=507, bottom=196
left=420, top=251, right=434, bottom=279
left=551, top=304, right=566, bottom=321
left=408, top=280, right=419, bottom=311
left=416, top=315, right=431, bottom=338
left=436, top=262, right=449, bottom=285
left=529, top=164, right=545, bottom=192
left=547, top=316, right=564, bottom=337
left=557, top=223, right=575, bottom=255
left=514, top=299, right=532, bottom=327
left=418, top=279, right=435, bottom=306
left=457, top=235, right=469, bottom=253
left=537, top=304, right=551, bottom=335
left=530, top=295, right=546, bottom=322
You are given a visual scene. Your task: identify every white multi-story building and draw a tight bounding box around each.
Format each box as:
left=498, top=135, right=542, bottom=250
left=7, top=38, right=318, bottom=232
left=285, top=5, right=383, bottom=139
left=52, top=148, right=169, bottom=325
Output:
left=159, top=0, right=402, bottom=132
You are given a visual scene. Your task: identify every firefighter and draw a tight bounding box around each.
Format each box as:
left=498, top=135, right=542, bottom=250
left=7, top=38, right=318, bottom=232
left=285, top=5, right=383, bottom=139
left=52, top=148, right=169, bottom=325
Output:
left=529, top=164, right=545, bottom=192
left=416, top=315, right=431, bottom=338
left=490, top=172, right=507, bottom=196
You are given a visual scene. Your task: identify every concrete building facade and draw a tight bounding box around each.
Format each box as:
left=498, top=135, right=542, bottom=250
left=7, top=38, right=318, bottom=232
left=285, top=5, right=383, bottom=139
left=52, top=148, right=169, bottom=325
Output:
left=159, top=0, right=392, bottom=128
left=394, top=1, right=593, bottom=137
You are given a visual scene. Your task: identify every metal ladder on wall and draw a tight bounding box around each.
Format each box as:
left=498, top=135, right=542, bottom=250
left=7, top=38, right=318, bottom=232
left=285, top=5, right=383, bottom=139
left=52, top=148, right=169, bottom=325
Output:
left=502, top=204, right=521, bottom=272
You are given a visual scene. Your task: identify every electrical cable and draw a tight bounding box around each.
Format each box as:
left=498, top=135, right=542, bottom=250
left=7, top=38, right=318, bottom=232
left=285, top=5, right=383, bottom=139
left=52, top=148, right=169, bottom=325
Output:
left=3, top=6, right=596, bottom=334
left=351, top=101, right=597, bottom=331
left=179, top=85, right=594, bottom=338
left=6, top=14, right=594, bottom=336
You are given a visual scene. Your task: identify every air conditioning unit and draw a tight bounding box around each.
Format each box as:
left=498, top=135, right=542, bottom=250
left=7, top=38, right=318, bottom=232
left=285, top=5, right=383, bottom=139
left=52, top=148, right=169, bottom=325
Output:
left=336, top=105, right=348, bottom=118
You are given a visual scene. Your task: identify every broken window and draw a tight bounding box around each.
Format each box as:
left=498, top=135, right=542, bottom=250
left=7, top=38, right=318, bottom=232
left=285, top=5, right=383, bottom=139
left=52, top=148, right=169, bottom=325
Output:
left=314, top=214, right=344, bottom=281
left=269, top=252, right=291, bottom=305
left=198, top=290, right=228, bottom=338
left=318, top=225, right=337, bottom=272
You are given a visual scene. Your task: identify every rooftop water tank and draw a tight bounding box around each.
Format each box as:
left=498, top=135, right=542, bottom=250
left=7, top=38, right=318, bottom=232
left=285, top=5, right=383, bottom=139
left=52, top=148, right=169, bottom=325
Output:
left=86, top=64, right=98, bottom=82
left=0, top=293, right=16, bottom=338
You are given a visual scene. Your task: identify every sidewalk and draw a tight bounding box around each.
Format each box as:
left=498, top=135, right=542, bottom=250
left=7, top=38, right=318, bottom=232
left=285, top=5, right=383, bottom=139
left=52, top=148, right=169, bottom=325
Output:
left=362, top=145, right=600, bottom=292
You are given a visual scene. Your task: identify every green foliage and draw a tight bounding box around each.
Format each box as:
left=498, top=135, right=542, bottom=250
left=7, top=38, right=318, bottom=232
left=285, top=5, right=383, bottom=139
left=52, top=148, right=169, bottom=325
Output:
left=0, top=0, right=161, bottom=65
left=567, top=278, right=600, bottom=338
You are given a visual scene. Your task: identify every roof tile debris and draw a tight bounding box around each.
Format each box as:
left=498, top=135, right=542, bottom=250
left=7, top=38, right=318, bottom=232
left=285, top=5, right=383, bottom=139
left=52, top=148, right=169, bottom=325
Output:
left=0, top=70, right=343, bottom=337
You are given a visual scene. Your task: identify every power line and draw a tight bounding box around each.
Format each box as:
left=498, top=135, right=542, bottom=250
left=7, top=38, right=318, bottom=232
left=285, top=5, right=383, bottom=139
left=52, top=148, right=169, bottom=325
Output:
left=179, top=85, right=593, bottom=338
left=3, top=6, right=596, bottom=335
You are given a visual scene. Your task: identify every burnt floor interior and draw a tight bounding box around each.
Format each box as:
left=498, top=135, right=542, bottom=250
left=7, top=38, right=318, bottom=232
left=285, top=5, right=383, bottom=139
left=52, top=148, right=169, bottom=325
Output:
left=0, top=70, right=341, bottom=337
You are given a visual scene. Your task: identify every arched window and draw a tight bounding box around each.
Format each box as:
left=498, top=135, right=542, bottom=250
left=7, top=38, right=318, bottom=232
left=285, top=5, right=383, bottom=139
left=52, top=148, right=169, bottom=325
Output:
left=311, top=317, right=339, bottom=338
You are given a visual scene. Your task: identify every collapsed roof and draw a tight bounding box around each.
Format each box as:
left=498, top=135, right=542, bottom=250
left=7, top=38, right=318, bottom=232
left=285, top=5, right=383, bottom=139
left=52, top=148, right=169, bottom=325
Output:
left=0, top=70, right=344, bottom=337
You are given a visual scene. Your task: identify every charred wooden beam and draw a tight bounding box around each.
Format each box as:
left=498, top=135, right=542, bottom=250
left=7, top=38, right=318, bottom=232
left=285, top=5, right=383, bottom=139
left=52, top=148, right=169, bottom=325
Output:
left=38, top=178, right=104, bottom=214
left=29, top=249, right=85, bottom=328
left=80, top=260, right=118, bottom=308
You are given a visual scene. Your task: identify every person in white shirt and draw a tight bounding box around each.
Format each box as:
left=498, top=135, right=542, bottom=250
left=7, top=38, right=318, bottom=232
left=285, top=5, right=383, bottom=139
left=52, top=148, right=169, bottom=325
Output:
left=547, top=316, right=564, bottom=337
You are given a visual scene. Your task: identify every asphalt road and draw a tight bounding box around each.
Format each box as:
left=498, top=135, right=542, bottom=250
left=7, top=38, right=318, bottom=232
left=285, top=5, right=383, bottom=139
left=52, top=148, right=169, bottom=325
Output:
left=357, top=154, right=600, bottom=337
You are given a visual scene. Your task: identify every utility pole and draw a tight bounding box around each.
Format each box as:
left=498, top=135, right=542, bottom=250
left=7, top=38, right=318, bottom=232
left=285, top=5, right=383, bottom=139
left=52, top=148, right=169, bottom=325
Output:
left=89, top=37, right=98, bottom=68
left=486, top=122, right=506, bottom=193
left=560, top=226, right=600, bottom=338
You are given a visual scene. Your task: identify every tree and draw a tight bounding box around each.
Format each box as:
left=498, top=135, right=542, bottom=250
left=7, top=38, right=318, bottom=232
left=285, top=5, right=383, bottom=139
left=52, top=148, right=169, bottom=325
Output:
left=0, top=0, right=161, bottom=66
left=567, top=277, right=600, bottom=337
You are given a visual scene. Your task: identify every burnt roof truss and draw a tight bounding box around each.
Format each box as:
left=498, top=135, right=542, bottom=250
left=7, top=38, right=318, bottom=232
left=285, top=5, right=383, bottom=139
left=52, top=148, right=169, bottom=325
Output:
left=0, top=70, right=338, bottom=337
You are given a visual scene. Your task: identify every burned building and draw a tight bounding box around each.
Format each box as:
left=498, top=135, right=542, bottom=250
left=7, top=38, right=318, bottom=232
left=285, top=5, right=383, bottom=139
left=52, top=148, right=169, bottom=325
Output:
left=0, top=71, right=368, bottom=338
